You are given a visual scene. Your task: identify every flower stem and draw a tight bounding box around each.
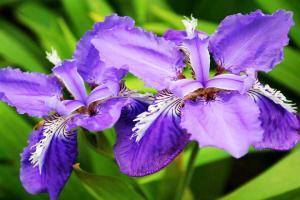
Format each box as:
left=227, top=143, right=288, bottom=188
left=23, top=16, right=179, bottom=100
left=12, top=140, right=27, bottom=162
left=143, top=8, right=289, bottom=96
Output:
left=175, top=142, right=199, bottom=200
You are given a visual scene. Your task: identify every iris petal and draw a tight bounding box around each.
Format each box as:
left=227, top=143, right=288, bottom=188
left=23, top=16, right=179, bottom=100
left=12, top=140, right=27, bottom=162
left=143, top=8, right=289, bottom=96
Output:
left=249, top=83, right=300, bottom=150
left=181, top=92, right=263, bottom=158
left=74, top=14, right=133, bottom=84
left=53, top=60, right=87, bottom=102
left=92, top=23, right=184, bottom=90
left=209, top=10, right=294, bottom=73
left=20, top=115, right=77, bottom=200
left=182, top=36, right=210, bottom=83
left=114, top=90, right=189, bottom=176
left=0, top=67, right=62, bottom=117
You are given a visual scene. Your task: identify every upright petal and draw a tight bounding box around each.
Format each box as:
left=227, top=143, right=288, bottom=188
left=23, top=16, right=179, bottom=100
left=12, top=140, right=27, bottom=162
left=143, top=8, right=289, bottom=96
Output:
left=181, top=92, right=263, bottom=158
left=53, top=60, right=87, bottom=102
left=75, top=98, right=130, bottom=132
left=74, top=14, right=133, bottom=84
left=0, top=67, right=62, bottom=117
left=20, top=115, right=77, bottom=200
left=249, top=82, right=300, bottom=150
left=114, top=90, right=190, bottom=176
left=209, top=10, right=294, bottom=73
left=182, top=36, right=210, bottom=83
left=92, top=25, right=184, bottom=90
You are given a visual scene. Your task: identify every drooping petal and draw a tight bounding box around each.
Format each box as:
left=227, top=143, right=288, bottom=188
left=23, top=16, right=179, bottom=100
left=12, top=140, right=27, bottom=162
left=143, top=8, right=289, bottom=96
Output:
left=75, top=98, right=130, bottom=132
left=181, top=92, right=263, bottom=158
left=182, top=36, right=210, bottom=83
left=114, top=90, right=190, bottom=176
left=209, top=10, right=294, bottom=73
left=169, top=79, right=203, bottom=98
left=0, top=67, right=62, bottom=117
left=20, top=115, right=77, bottom=200
left=53, top=60, right=87, bottom=102
left=249, top=83, right=300, bottom=150
left=205, top=74, right=255, bottom=93
left=92, top=25, right=184, bottom=90
left=74, top=14, right=134, bottom=84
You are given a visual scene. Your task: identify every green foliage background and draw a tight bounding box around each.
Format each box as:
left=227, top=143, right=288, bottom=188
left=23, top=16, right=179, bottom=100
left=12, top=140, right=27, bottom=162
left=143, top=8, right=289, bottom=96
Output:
left=0, top=0, right=300, bottom=199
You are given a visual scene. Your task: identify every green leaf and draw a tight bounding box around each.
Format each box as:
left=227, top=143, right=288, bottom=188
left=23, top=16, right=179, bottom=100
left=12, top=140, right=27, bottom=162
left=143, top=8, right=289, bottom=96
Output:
left=142, top=22, right=170, bottom=35
left=256, top=0, right=300, bottom=48
left=73, top=164, right=144, bottom=200
left=132, top=0, right=148, bottom=24
left=61, top=0, right=93, bottom=36
left=57, top=18, right=77, bottom=51
left=149, top=5, right=217, bottom=34
left=0, top=20, right=45, bottom=72
left=81, top=130, right=113, bottom=158
left=124, top=73, right=157, bottom=94
left=266, top=187, right=300, bottom=200
left=15, top=2, right=73, bottom=58
left=221, top=149, right=300, bottom=200
left=87, top=0, right=114, bottom=18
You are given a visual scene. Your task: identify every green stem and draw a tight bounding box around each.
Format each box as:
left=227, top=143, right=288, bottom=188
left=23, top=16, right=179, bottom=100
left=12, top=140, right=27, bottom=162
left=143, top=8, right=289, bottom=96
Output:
left=175, top=142, right=199, bottom=200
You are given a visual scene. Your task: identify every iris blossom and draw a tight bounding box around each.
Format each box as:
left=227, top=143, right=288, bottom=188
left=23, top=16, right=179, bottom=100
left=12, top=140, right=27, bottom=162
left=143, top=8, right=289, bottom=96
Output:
left=0, top=15, right=152, bottom=200
left=92, top=11, right=300, bottom=176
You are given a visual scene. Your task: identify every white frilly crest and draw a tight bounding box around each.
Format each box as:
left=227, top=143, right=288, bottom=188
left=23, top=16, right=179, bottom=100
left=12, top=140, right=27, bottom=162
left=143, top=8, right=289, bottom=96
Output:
left=29, top=114, right=73, bottom=174
left=46, top=48, right=62, bottom=65
left=131, top=90, right=182, bottom=142
left=182, top=15, right=197, bottom=38
left=250, top=81, right=297, bottom=113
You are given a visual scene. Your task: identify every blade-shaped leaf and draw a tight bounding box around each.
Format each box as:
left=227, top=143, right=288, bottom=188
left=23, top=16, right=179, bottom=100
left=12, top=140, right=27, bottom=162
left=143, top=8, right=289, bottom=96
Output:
left=73, top=164, right=144, bottom=200
left=87, top=0, right=114, bottom=18
left=15, top=2, right=73, bottom=58
left=221, top=149, right=300, bottom=200
left=61, top=0, right=93, bottom=36
left=149, top=4, right=217, bottom=34
left=0, top=20, right=45, bottom=72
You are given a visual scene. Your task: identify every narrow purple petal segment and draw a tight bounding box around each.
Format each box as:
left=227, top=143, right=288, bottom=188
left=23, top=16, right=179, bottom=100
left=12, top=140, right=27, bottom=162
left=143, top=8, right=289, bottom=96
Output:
left=169, top=79, right=203, bottom=98
left=74, top=14, right=132, bottom=84
left=53, top=60, right=87, bottom=102
left=114, top=91, right=190, bottom=176
left=250, top=93, right=300, bottom=150
left=92, top=25, right=184, bottom=90
left=163, top=29, right=208, bottom=45
left=182, top=36, right=210, bottom=83
left=163, top=29, right=187, bottom=45
left=75, top=98, right=130, bottom=132
left=59, top=100, right=85, bottom=115
left=181, top=92, right=263, bottom=158
left=87, top=85, right=114, bottom=105
left=209, top=10, right=294, bottom=73
left=20, top=116, right=77, bottom=200
left=0, top=67, right=62, bottom=117
left=205, top=74, right=254, bottom=93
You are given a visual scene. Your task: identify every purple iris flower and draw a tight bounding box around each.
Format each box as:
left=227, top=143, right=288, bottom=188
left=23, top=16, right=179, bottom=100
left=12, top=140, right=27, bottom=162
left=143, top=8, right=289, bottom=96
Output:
left=92, top=11, right=300, bottom=176
left=0, top=15, right=152, bottom=200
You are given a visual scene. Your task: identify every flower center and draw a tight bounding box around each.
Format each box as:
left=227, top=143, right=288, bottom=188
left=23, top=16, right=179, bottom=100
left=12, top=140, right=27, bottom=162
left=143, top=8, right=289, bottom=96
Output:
left=184, top=87, right=223, bottom=101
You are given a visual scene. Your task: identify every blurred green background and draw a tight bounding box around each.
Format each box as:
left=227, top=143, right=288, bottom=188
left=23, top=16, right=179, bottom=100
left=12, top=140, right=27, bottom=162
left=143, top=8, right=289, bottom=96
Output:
left=0, top=0, right=300, bottom=199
